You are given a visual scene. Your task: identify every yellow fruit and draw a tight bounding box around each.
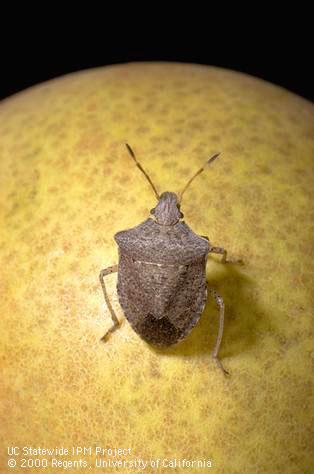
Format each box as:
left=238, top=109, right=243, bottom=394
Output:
left=0, top=63, right=313, bottom=473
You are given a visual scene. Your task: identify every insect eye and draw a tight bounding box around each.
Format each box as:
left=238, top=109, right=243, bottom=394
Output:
left=150, top=208, right=155, bottom=215
left=180, top=212, right=184, bottom=218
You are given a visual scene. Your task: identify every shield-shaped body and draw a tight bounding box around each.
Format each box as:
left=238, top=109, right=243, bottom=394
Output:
left=115, top=218, right=210, bottom=346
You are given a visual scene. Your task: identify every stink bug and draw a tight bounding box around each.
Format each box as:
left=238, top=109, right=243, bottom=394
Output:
left=99, top=144, right=242, bottom=375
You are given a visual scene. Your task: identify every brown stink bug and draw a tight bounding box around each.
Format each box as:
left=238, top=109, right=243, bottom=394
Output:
left=99, top=144, right=242, bottom=375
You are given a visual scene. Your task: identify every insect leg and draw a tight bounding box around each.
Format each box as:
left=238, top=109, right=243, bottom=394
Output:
left=208, top=286, right=229, bottom=376
left=209, top=245, right=243, bottom=264
left=99, top=264, right=119, bottom=341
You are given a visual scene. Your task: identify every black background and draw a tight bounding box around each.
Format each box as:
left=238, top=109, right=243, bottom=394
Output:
left=0, top=10, right=312, bottom=102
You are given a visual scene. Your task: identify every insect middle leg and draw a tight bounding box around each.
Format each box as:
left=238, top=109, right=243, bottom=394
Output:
left=99, top=264, right=119, bottom=341
left=208, top=285, right=229, bottom=376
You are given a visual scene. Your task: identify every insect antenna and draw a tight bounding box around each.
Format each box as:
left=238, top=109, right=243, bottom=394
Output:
left=125, top=143, right=160, bottom=200
left=178, top=152, right=220, bottom=204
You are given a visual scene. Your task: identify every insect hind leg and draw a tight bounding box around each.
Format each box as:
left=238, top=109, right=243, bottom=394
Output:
left=99, top=264, right=119, bottom=341
left=208, top=285, right=230, bottom=376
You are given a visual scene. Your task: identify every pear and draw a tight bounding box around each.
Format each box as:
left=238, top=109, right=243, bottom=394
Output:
left=0, top=63, right=313, bottom=473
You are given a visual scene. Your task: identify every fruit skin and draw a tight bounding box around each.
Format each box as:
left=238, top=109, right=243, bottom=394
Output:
left=0, top=63, right=313, bottom=473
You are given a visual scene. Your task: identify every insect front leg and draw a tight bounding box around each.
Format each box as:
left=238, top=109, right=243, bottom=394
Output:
left=99, top=264, right=120, bottom=341
left=209, top=244, right=243, bottom=264
left=208, top=285, right=229, bottom=376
